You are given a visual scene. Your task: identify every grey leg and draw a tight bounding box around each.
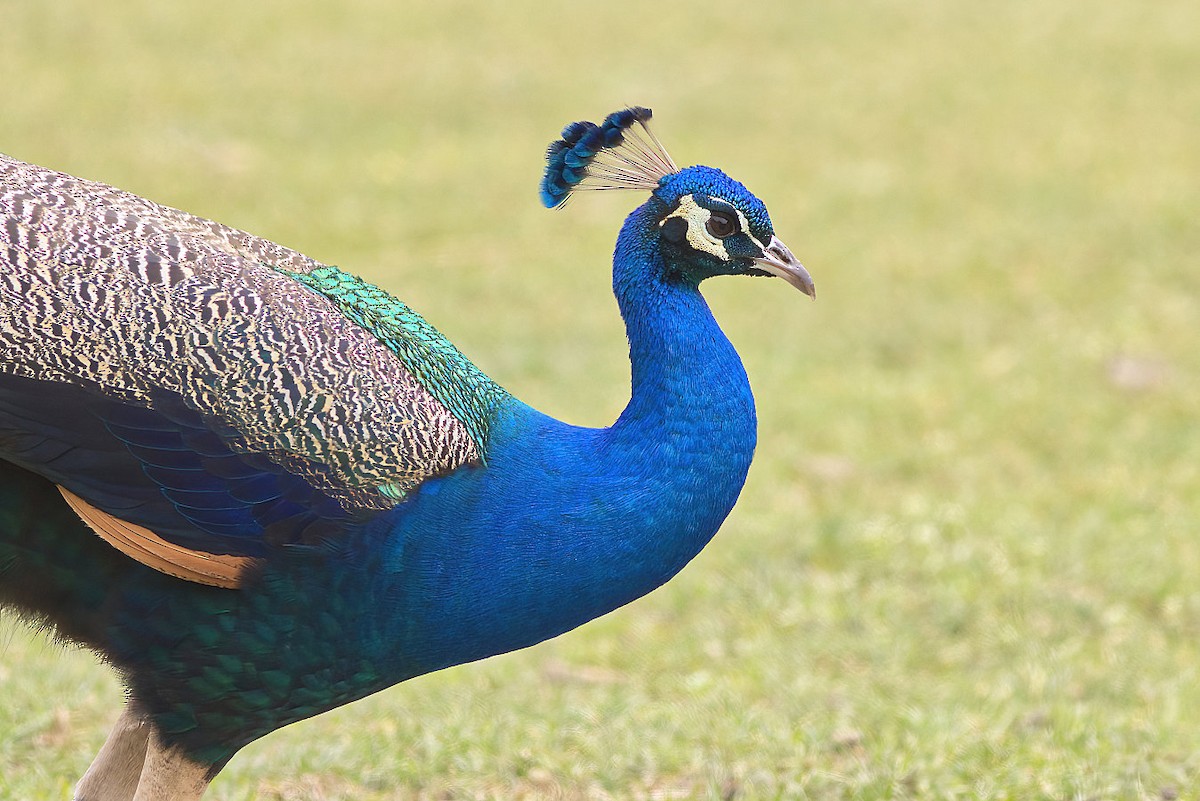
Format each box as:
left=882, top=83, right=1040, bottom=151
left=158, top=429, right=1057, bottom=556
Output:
left=130, top=729, right=213, bottom=801
left=74, top=701, right=151, bottom=801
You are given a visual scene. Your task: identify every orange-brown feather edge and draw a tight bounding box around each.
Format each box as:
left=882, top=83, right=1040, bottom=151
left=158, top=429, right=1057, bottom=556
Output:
left=57, top=485, right=253, bottom=589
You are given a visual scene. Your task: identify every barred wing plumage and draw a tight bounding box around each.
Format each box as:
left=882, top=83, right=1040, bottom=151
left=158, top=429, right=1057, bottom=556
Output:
left=0, top=153, right=499, bottom=582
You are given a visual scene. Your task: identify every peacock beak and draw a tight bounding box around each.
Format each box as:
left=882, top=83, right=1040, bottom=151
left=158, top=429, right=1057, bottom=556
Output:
left=753, top=236, right=815, bottom=299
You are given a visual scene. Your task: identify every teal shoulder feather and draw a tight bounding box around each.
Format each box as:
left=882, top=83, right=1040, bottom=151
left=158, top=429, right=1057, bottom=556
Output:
left=277, top=265, right=509, bottom=458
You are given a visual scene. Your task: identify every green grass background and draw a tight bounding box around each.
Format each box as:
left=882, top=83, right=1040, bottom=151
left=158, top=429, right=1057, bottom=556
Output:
left=1, top=1, right=1197, bottom=798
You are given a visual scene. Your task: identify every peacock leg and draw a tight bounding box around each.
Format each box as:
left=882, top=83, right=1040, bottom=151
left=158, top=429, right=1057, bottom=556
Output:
left=129, top=729, right=214, bottom=801
left=73, top=701, right=151, bottom=801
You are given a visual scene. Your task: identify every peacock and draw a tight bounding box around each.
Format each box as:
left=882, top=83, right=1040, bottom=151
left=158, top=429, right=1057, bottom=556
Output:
left=0, top=107, right=813, bottom=800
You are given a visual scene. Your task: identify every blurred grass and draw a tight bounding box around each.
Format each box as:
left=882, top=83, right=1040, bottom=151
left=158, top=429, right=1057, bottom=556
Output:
left=1, top=0, right=1198, bottom=798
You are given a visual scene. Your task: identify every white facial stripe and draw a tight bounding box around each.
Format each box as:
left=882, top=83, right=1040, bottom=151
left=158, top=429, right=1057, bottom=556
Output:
left=660, top=194, right=756, bottom=261
left=745, top=226, right=768, bottom=252
left=662, top=195, right=727, bottom=259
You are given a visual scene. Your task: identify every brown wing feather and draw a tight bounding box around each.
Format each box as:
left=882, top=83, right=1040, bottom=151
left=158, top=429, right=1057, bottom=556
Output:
left=57, top=485, right=253, bottom=588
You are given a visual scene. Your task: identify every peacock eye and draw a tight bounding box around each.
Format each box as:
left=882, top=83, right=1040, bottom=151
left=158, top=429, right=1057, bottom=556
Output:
left=705, top=211, right=738, bottom=239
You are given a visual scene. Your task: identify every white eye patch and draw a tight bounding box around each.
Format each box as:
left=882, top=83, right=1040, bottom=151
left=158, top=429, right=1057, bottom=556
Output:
left=660, top=194, right=757, bottom=261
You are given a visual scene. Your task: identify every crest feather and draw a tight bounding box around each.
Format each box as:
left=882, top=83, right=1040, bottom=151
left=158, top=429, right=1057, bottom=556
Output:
left=540, top=107, right=678, bottom=208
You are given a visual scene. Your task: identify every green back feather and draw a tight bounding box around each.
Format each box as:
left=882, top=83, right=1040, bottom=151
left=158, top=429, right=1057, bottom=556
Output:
left=277, top=266, right=510, bottom=457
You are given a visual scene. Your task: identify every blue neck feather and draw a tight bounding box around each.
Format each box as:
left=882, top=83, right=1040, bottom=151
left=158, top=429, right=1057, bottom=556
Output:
left=365, top=201, right=757, bottom=677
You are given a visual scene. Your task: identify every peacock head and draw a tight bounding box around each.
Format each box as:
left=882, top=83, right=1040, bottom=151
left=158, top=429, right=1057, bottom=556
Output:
left=540, top=107, right=814, bottom=298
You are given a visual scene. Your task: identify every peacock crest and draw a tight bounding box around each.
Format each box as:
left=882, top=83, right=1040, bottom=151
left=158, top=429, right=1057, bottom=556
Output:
left=539, top=107, right=678, bottom=208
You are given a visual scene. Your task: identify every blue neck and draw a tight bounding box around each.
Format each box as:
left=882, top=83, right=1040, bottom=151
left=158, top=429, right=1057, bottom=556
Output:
left=611, top=203, right=756, bottom=438
left=369, top=202, right=757, bottom=676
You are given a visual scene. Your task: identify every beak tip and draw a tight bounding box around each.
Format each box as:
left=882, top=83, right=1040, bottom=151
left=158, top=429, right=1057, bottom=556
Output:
left=788, top=266, right=817, bottom=300
left=754, top=235, right=814, bottom=300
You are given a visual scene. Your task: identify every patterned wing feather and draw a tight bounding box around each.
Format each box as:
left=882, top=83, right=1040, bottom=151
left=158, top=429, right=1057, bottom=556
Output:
left=0, top=152, right=505, bottom=562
